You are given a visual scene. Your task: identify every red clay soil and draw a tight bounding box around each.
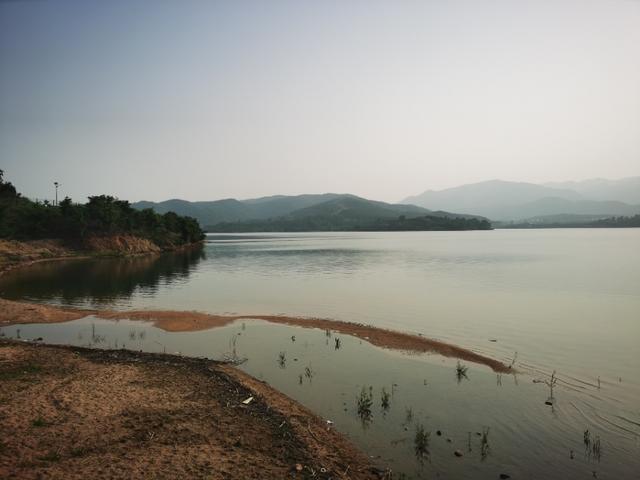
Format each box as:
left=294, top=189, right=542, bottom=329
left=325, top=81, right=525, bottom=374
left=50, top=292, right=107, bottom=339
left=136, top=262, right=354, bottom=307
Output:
left=0, top=340, right=382, bottom=480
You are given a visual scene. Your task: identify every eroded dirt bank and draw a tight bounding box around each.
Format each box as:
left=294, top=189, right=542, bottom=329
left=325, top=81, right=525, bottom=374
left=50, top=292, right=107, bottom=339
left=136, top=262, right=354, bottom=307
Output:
left=0, top=298, right=513, bottom=373
left=0, top=237, right=203, bottom=277
left=0, top=340, right=381, bottom=480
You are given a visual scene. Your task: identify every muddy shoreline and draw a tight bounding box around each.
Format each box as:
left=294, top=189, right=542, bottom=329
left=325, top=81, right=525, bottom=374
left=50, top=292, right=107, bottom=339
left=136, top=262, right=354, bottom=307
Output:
left=0, top=339, right=381, bottom=479
left=0, top=298, right=513, bottom=373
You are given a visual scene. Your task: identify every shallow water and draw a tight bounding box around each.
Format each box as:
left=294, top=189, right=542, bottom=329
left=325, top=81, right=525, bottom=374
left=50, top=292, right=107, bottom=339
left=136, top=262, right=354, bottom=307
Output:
left=1, top=230, right=639, bottom=478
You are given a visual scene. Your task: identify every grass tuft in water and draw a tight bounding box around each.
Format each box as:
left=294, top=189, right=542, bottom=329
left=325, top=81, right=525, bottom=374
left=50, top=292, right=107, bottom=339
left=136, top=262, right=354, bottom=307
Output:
left=356, top=386, right=374, bottom=426
left=404, top=407, right=413, bottom=425
left=480, top=427, right=490, bottom=460
left=455, top=361, right=469, bottom=383
left=414, top=422, right=430, bottom=461
left=277, top=351, right=286, bottom=369
left=381, top=387, right=391, bottom=412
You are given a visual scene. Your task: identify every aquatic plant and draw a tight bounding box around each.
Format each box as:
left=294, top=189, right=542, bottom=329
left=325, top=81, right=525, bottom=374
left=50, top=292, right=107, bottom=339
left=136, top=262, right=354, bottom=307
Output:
left=509, top=351, right=518, bottom=370
left=414, top=422, right=430, bottom=461
left=220, top=333, right=247, bottom=365
left=356, top=386, right=374, bottom=425
left=455, top=361, right=469, bottom=383
left=480, top=427, right=491, bottom=460
left=304, top=365, right=314, bottom=381
left=584, top=429, right=591, bottom=449
left=153, top=340, right=166, bottom=353
left=381, top=387, right=391, bottom=411
left=277, top=351, right=286, bottom=369
left=334, top=337, right=341, bottom=350
left=404, top=407, right=413, bottom=425
left=592, top=435, right=601, bottom=461
left=545, top=370, right=558, bottom=404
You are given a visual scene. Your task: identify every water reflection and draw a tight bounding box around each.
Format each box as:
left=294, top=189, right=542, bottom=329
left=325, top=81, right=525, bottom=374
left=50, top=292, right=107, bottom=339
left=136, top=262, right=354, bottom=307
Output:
left=0, top=246, right=204, bottom=307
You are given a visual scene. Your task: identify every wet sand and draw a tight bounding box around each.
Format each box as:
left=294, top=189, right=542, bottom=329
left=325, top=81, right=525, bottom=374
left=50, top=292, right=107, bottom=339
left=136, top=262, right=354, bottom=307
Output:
left=0, top=298, right=513, bottom=373
left=0, top=340, right=380, bottom=479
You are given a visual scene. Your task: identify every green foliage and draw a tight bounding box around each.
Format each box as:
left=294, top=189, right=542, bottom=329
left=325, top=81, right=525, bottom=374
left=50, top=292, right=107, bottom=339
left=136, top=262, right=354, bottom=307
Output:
left=0, top=173, right=204, bottom=247
left=209, top=214, right=491, bottom=232
left=502, top=214, right=640, bottom=229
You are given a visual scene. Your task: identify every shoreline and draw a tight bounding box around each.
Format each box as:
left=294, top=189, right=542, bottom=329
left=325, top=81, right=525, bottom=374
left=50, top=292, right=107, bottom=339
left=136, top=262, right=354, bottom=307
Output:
left=0, top=298, right=514, bottom=373
left=0, top=339, right=381, bottom=479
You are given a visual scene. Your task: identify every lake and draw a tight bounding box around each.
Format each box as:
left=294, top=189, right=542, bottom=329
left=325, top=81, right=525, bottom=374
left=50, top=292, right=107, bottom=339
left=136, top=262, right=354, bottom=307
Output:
left=1, top=229, right=639, bottom=478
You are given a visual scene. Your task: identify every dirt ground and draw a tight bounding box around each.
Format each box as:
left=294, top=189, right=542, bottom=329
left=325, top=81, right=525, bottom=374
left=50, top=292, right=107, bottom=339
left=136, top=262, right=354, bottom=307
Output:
left=0, top=340, right=382, bottom=480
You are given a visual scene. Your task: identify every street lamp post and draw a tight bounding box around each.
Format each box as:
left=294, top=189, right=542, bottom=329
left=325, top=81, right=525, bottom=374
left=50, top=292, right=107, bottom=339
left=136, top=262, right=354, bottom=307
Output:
left=54, top=182, right=60, bottom=206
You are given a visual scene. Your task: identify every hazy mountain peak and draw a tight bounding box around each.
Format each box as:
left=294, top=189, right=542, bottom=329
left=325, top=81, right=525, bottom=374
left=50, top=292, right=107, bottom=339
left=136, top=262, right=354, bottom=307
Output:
left=403, top=177, right=640, bottom=220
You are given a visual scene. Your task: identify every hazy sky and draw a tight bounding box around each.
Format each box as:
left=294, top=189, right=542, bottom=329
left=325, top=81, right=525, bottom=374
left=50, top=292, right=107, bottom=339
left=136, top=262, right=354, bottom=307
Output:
left=1, top=0, right=639, bottom=203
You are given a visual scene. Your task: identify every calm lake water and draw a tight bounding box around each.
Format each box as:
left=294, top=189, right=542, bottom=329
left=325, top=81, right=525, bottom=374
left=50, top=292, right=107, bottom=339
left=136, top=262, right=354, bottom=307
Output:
left=1, top=230, right=639, bottom=478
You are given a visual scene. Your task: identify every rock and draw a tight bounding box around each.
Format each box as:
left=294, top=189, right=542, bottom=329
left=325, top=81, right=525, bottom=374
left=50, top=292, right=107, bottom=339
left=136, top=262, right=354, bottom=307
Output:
left=454, top=450, right=463, bottom=457
left=446, top=438, right=452, bottom=443
left=436, top=430, right=442, bottom=436
left=295, top=464, right=303, bottom=471
left=499, top=474, right=511, bottom=479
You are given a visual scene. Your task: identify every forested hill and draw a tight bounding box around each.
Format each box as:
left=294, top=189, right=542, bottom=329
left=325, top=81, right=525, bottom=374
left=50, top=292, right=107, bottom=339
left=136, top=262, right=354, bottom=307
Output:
left=206, top=196, right=492, bottom=232
left=134, top=194, right=487, bottom=232
left=0, top=170, right=204, bottom=248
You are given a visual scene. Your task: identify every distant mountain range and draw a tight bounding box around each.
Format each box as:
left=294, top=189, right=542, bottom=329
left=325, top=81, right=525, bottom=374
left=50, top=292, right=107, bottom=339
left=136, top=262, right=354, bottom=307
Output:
left=134, top=176, right=640, bottom=230
left=403, top=177, right=640, bottom=221
left=133, top=194, right=486, bottom=232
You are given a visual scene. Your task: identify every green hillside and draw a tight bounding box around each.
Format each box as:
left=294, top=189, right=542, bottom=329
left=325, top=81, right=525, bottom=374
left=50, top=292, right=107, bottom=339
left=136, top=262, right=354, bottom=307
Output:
left=207, top=195, right=491, bottom=232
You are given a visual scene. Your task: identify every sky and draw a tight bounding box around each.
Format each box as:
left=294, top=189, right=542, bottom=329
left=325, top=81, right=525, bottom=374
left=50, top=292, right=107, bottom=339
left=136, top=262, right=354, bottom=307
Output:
left=1, top=0, right=639, bottom=203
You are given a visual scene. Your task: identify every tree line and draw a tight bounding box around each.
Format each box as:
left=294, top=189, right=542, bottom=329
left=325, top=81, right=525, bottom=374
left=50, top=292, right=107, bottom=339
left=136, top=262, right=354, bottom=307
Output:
left=207, top=214, right=492, bottom=232
left=0, top=170, right=204, bottom=247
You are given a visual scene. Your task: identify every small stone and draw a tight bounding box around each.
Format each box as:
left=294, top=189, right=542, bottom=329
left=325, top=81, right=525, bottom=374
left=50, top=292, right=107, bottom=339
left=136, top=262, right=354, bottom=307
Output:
left=446, top=438, right=452, bottom=443
left=454, top=450, right=463, bottom=457
left=295, top=464, right=303, bottom=471
left=499, top=474, right=511, bottom=479
left=436, top=430, right=442, bottom=436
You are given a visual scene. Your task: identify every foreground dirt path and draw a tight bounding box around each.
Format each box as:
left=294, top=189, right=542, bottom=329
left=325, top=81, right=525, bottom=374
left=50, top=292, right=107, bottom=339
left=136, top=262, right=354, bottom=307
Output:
left=0, top=340, right=381, bottom=480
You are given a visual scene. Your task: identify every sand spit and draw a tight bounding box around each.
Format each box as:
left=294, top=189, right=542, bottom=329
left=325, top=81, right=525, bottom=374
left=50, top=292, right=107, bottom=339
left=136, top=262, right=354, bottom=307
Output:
left=0, top=298, right=513, bottom=373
